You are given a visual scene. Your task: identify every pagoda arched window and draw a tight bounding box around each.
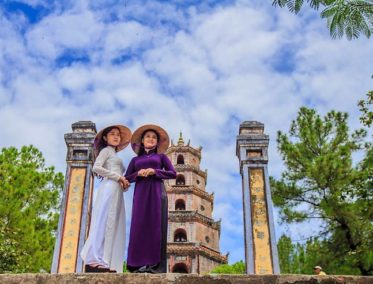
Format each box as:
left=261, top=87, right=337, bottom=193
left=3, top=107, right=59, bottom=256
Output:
left=175, top=199, right=186, bottom=210
left=176, top=174, right=185, bottom=185
left=177, top=154, right=185, bottom=164
left=174, top=229, right=187, bottom=242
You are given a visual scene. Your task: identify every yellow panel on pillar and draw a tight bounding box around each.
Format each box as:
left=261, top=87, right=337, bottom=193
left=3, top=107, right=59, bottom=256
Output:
left=58, top=168, right=87, bottom=273
left=249, top=168, right=273, bottom=274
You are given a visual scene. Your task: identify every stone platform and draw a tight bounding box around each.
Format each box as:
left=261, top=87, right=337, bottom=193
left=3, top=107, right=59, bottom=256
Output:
left=0, top=273, right=372, bottom=284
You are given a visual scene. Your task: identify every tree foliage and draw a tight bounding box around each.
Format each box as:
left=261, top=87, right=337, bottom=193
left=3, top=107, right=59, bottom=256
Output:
left=358, top=90, right=373, bottom=127
left=272, top=0, right=373, bottom=39
left=277, top=234, right=324, bottom=274
left=277, top=234, right=295, bottom=273
left=210, top=260, right=245, bottom=274
left=271, top=107, right=373, bottom=275
left=0, top=146, right=63, bottom=273
left=277, top=234, right=362, bottom=274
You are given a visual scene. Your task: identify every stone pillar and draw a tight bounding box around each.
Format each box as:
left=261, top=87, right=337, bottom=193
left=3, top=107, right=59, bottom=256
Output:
left=51, top=121, right=96, bottom=273
left=236, top=121, right=280, bottom=274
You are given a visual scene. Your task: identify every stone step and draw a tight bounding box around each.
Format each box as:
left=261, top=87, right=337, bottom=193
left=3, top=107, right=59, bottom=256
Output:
left=0, top=273, right=372, bottom=284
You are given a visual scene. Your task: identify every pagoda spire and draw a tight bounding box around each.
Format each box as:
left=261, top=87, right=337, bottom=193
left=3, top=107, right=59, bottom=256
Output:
left=177, top=131, right=184, bottom=146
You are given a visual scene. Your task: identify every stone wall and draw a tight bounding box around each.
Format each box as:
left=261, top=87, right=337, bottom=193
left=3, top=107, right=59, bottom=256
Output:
left=0, top=273, right=371, bottom=284
left=192, top=194, right=212, bottom=216
left=195, top=222, right=219, bottom=250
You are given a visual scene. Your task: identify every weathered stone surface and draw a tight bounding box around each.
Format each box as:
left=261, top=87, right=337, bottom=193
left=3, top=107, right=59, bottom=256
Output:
left=0, top=274, right=372, bottom=284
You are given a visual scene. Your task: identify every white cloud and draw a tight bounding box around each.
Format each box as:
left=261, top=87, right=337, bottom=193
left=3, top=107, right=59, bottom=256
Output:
left=101, top=21, right=155, bottom=62
left=26, top=10, right=102, bottom=59
left=194, top=6, right=280, bottom=75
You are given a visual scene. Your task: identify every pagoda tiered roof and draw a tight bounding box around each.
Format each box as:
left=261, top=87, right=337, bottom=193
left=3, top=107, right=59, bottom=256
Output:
left=167, top=242, right=228, bottom=264
left=173, top=164, right=207, bottom=178
left=169, top=210, right=221, bottom=231
left=166, top=185, right=214, bottom=202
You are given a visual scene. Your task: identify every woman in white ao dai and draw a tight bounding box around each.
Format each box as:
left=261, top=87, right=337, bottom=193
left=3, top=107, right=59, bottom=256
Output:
left=80, top=125, right=131, bottom=273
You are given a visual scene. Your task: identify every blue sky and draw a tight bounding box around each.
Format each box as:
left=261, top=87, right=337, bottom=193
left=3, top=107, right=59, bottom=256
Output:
left=0, top=0, right=372, bottom=265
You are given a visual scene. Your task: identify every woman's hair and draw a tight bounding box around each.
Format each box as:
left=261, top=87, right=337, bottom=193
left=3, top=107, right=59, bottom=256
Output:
left=94, top=126, right=120, bottom=180
left=138, top=129, right=160, bottom=156
left=95, top=126, right=120, bottom=157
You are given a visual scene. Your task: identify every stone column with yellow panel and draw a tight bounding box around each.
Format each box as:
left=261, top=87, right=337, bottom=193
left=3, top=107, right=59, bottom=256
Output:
left=51, top=121, right=96, bottom=273
left=236, top=121, right=280, bottom=274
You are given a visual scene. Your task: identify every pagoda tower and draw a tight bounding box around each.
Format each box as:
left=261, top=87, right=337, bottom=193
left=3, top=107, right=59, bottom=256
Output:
left=165, top=133, right=228, bottom=274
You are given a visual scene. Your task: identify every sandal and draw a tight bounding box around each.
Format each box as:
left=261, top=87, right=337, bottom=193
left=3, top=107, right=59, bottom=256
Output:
left=85, top=264, right=110, bottom=273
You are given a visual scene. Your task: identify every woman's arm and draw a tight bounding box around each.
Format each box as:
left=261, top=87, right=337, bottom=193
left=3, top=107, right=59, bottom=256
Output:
left=124, top=157, right=138, bottom=183
left=154, top=154, right=177, bottom=179
left=92, top=148, right=121, bottom=181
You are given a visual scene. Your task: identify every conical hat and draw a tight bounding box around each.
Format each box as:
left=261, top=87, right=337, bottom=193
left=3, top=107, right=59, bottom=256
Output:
left=94, top=124, right=132, bottom=155
left=131, top=124, right=170, bottom=154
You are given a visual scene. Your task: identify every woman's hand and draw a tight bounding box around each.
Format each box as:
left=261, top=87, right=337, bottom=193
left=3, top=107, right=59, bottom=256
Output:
left=138, top=169, right=147, bottom=177
left=118, top=176, right=130, bottom=191
left=145, top=168, right=155, bottom=176
left=138, top=168, right=155, bottom=177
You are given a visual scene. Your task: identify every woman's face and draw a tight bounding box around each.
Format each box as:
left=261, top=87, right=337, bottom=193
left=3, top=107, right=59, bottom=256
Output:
left=105, top=128, right=121, bottom=147
left=142, top=130, right=158, bottom=149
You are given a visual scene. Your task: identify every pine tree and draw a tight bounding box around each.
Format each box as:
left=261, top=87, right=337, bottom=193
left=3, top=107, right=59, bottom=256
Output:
left=0, top=146, right=63, bottom=273
left=271, top=107, right=373, bottom=275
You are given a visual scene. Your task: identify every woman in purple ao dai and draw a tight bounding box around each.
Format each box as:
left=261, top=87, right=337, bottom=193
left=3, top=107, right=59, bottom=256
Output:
left=125, top=124, right=176, bottom=273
